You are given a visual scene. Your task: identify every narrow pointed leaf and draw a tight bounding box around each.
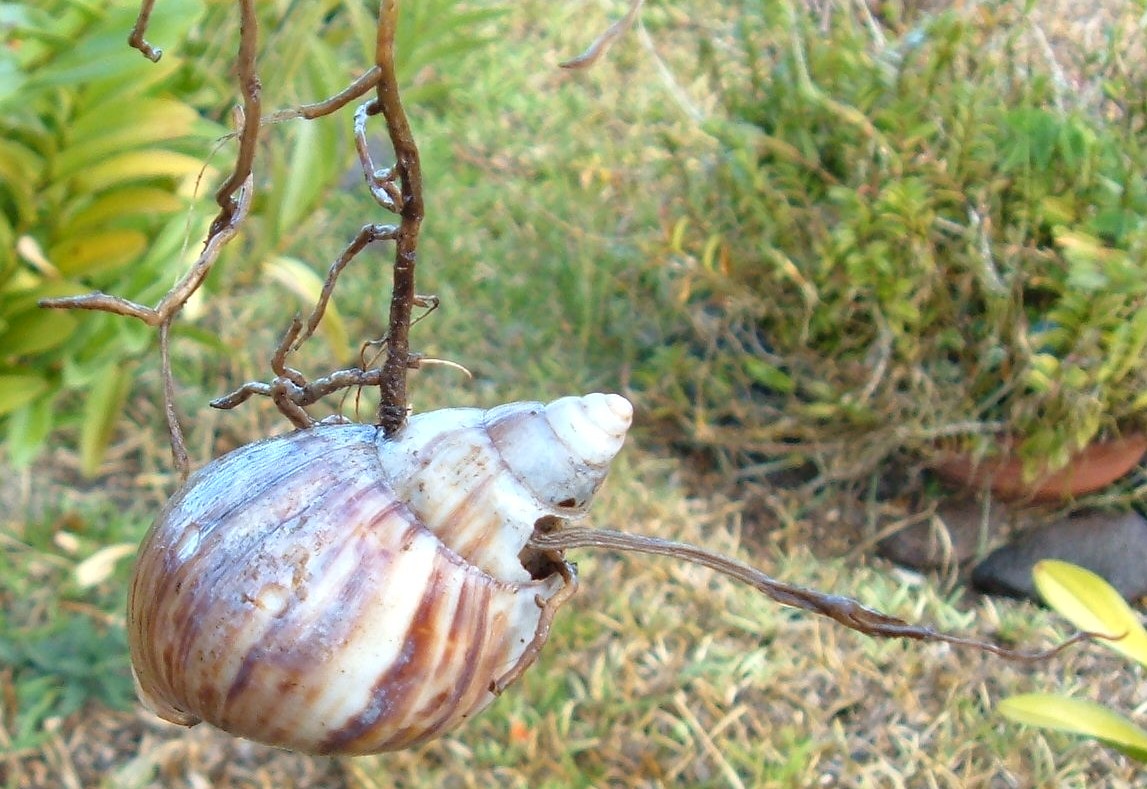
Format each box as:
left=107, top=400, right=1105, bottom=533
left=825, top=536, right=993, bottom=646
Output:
left=63, top=187, right=186, bottom=234
left=5, top=394, right=56, bottom=467
left=48, top=229, right=149, bottom=277
left=0, top=374, right=50, bottom=416
left=276, top=120, right=325, bottom=237
left=73, top=150, right=207, bottom=194
left=0, top=308, right=78, bottom=356
left=999, top=694, right=1147, bottom=762
left=55, top=100, right=202, bottom=179
left=1033, top=560, right=1147, bottom=666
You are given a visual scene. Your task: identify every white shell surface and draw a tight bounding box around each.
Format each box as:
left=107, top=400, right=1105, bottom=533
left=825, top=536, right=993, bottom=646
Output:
left=380, top=393, right=633, bottom=582
left=128, top=395, right=632, bottom=754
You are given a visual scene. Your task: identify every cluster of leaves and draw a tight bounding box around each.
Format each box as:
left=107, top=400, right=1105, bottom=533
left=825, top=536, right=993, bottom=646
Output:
left=637, top=0, right=1147, bottom=483
left=1000, top=560, right=1147, bottom=763
left=0, top=0, right=220, bottom=473
left=0, top=0, right=505, bottom=474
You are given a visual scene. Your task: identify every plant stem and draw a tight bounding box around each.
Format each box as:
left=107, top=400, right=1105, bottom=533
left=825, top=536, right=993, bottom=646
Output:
left=373, top=0, right=424, bottom=435
left=531, top=526, right=1093, bottom=661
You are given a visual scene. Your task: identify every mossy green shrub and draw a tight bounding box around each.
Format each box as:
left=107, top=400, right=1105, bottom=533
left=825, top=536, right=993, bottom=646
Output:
left=636, top=0, right=1147, bottom=487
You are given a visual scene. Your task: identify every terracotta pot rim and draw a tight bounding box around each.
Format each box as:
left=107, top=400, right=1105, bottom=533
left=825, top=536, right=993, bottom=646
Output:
left=930, top=432, right=1147, bottom=503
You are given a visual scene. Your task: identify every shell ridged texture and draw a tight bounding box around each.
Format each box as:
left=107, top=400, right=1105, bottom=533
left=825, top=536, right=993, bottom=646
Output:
left=128, top=394, right=632, bottom=754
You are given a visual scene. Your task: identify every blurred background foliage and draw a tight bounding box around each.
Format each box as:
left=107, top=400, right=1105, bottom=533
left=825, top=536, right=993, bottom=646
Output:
left=634, top=0, right=1147, bottom=493
left=0, top=0, right=503, bottom=474
left=1, top=0, right=218, bottom=473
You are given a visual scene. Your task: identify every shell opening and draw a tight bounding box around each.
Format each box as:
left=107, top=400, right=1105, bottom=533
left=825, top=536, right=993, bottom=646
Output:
left=518, top=515, right=567, bottom=581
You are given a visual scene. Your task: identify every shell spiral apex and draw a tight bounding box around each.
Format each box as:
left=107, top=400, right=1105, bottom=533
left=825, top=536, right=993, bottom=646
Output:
left=127, top=393, right=631, bottom=755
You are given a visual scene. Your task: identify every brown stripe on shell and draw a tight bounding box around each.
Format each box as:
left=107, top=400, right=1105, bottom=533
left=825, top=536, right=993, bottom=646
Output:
left=428, top=471, right=503, bottom=568
left=215, top=488, right=417, bottom=744
left=251, top=512, right=420, bottom=747
left=202, top=469, right=385, bottom=728
left=317, top=547, right=505, bottom=754
left=390, top=558, right=499, bottom=748
left=220, top=492, right=409, bottom=721
left=381, top=555, right=494, bottom=750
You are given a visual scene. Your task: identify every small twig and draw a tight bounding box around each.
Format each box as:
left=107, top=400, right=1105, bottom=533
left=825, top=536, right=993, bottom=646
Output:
left=531, top=527, right=1094, bottom=662
left=858, top=309, right=893, bottom=404
left=40, top=177, right=254, bottom=327
left=294, top=223, right=400, bottom=350
left=211, top=0, right=261, bottom=232
left=128, top=0, right=162, bottom=61
left=491, top=559, right=579, bottom=694
left=355, top=102, right=402, bottom=211
left=211, top=366, right=388, bottom=413
left=158, top=322, right=189, bottom=477
left=635, top=21, right=705, bottom=124
left=560, top=0, right=644, bottom=70
left=264, top=67, right=383, bottom=123
left=967, top=203, right=1006, bottom=295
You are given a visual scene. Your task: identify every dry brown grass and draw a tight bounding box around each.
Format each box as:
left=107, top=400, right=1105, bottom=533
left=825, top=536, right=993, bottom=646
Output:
left=4, top=444, right=1146, bottom=787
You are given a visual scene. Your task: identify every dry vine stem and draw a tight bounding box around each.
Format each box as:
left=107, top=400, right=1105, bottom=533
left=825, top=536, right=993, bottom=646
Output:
left=39, top=0, right=1092, bottom=684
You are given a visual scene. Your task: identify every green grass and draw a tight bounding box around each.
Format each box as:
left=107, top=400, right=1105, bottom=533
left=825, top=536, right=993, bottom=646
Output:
left=3, top=0, right=1146, bottom=787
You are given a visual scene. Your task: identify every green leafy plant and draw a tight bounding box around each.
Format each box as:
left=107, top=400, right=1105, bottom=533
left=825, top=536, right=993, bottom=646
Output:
left=0, top=0, right=506, bottom=473
left=635, top=0, right=1147, bottom=486
left=999, top=560, right=1147, bottom=763
left=0, top=0, right=220, bottom=472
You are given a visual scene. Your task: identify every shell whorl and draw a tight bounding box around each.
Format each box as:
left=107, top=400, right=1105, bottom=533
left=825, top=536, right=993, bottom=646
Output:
left=385, top=393, right=633, bottom=581
left=128, top=394, right=632, bottom=754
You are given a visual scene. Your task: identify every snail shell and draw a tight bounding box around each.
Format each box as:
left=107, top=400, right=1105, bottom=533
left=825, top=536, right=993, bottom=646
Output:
left=128, top=393, right=632, bottom=754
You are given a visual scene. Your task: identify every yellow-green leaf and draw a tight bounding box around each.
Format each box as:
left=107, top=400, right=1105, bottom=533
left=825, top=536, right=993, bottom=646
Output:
left=1033, top=560, right=1147, bottom=667
left=263, top=256, right=350, bottom=361
left=5, top=394, right=55, bottom=467
left=48, top=229, right=149, bottom=277
left=0, top=138, right=43, bottom=225
left=64, top=187, right=186, bottom=233
left=276, top=120, right=325, bottom=237
left=0, top=308, right=78, bottom=356
left=73, top=150, right=207, bottom=194
left=744, top=358, right=795, bottom=393
left=55, top=99, right=201, bottom=179
left=999, top=694, right=1147, bottom=762
left=0, top=374, right=50, bottom=416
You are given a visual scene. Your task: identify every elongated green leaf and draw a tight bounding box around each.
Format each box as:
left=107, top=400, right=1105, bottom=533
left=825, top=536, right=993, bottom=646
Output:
left=55, top=99, right=202, bottom=179
left=264, top=256, right=350, bottom=361
left=0, top=374, right=50, bottom=416
left=1033, top=560, right=1147, bottom=666
left=999, top=695, right=1147, bottom=763
left=0, top=308, right=77, bottom=356
left=63, top=187, right=185, bottom=233
left=48, top=229, right=149, bottom=277
left=1, top=279, right=87, bottom=315
left=26, top=0, right=201, bottom=91
left=80, top=362, right=137, bottom=477
left=276, top=120, right=325, bottom=238
left=73, top=150, right=207, bottom=194
left=0, top=138, right=44, bottom=224
left=5, top=394, right=56, bottom=467
left=744, top=358, right=795, bottom=393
